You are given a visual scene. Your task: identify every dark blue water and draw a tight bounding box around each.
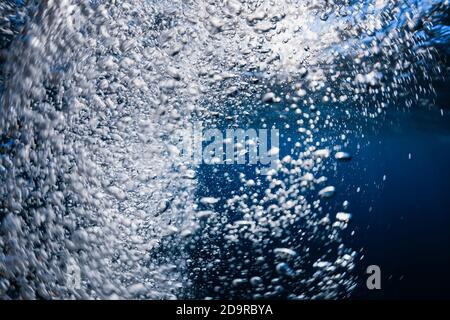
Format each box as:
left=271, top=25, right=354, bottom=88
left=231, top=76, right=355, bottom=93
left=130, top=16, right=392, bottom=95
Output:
left=2, top=0, right=450, bottom=300
left=192, top=83, right=450, bottom=299
left=350, top=103, right=450, bottom=299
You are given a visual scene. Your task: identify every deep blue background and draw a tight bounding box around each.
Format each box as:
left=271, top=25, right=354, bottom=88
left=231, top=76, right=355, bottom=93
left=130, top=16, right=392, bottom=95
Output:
left=196, top=83, right=450, bottom=299
left=349, top=92, right=450, bottom=299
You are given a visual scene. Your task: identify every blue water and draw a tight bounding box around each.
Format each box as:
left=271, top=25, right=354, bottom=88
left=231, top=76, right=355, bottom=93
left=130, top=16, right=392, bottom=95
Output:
left=1, top=0, right=450, bottom=300
left=350, top=102, right=450, bottom=299
left=193, top=80, right=450, bottom=299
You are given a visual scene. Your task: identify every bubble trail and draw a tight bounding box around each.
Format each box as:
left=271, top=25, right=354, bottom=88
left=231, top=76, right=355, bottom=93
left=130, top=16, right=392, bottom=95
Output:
left=0, top=0, right=446, bottom=299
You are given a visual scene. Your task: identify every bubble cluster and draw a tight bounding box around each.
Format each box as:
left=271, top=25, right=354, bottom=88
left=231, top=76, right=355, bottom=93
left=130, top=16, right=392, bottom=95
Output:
left=0, top=0, right=445, bottom=299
